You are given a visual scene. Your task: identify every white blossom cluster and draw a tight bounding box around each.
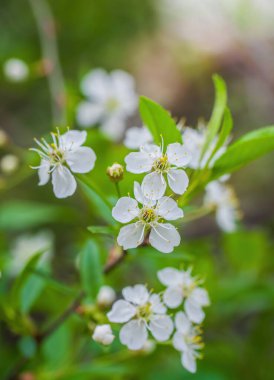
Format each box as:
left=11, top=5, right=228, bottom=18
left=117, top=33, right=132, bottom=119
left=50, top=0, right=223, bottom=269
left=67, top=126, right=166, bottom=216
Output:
left=97, top=267, right=210, bottom=373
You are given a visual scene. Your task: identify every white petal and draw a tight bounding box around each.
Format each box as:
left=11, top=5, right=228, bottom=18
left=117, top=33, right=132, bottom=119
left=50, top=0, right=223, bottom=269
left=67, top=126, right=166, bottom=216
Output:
left=111, top=70, right=135, bottom=94
left=65, top=147, right=96, bottom=173
left=38, top=159, right=50, bottom=186
left=51, top=166, right=77, bottom=199
left=167, top=169, right=189, bottom=195
left=119, top=319, right=147, bottom=350
left=122, top=284, right=149, bottom=306
left=117, top=223, right=145, bottom=250
left=157, top=197, right=184, bottom=220
left=133, top=181, right=155, bottom=207
left=124, top=126, right=152, bottom=150
left=140, top=144, right=161, bottom=158
left=149, top=223, right=180, bottom=253
left=141, top=172, right=166, bottom=200
left=216, top=206, right=236, bottom=232
left=149, top=315, right=173, bottom=342
left=166, top=143, right=191, bottom=167
left=112, top=197, right=139, bottom=223
left=125, top=151, right=153, bottom=174
left=60, top=130, right=87, bottom=149
left=100, top=116, right=126, bottom=141
left=175, top=311, right=191, bottom=334
left=190, top=288, right=210, bottom=307
left=182, top=351, right=197, bottom=373
left=149, top=293, right=166, bottom=314
left=185, top=298, right=205, bottom=324
left=157, top=267, right=183, bottom=287
left=76, top=102, right=104, bottom=127
left=173, top=331, right=188, bottom=352
left=81, top=69, right=110, bottom=100
left=163, top=286, right=183, bottom=308
left=107, top=300, right=136, bottom=323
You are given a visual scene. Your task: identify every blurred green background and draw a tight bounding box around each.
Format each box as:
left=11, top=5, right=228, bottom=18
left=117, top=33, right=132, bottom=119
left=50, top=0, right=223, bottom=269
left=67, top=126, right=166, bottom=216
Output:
left=0, top=0, right=274, bottom=379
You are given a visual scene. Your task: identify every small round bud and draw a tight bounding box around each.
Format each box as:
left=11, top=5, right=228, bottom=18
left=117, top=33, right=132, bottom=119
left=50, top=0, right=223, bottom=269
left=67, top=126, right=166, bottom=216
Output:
left=107, top=163, right=124, bottom=182
left=3, top=58, right=29, bottom=82
left=97, top=285, right=116, bottom=307
left=0, top=130, right=8, bottom=147
left=92, top=324, right=115, bottom=345
left=0, top=154, right=19, bottom=174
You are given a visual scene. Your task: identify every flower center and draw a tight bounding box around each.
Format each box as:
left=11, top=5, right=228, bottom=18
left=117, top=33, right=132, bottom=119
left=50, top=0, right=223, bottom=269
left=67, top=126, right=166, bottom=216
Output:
left=137, top=302, right=152, bottom=320
left=49, top=144, right=65, bottom=165
left=140, top=207, right=157, bottom=224
left=153, top=155, right=170, bottom=173
left=106, top=97, right=119, bottom=111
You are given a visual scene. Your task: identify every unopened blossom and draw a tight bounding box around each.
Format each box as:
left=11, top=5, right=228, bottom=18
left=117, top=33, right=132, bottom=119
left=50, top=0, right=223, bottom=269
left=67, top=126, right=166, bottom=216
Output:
left=107, top=284, right=173, bottom=350
left=158, top=267, right=210, bottom=323
left=183, top=126, right=227, bottom=169
left=107, top=162, right=124, bottom=182
left=0, top=154, right=19, bottom=174
left=77, top=69, right=138, bottom=141
left=96, top=285, right=116, bottom=307
left=112, top=182, right=183, bottom=253
left=173, top=312, right=204, bottom=373
left=31, top=129, right=96, bottom=199
left=3, top=58, right=29, bottom=82
left=92, top=324, right=115, bottom=345
left=204, top=181, right=240, bottom=232
left=125, top=142, right=190, bottom=200
left=124, top=126, right=152, bottom=149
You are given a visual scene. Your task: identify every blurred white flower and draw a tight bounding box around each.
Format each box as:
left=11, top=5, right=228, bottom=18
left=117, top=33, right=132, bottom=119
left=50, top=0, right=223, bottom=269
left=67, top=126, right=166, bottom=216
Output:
left=183, top=126, right=226, bottom=169
left=92, top=324, right=115, bottom=345
left=0, top=154, right=19, bottom=174
left=112, top=182, right=183, bottom=253
left=77, top=69, right=138, bottom=141
left=204, top=181, right=240, bottom=232
left=31, top=129, right=96, bottom=198
left=125, top=142, right=190, bottom=200
left=107, top=284, right=173, bottom=350
left=140, top=339, right=156, bottom=353
left=124, top=126, right=152, bottom=149
left=96, top=285, right=116, bottom=307
left=10, top=230, right=54, bottom=276
left=157, top=267, right=210, bottom=323
left=172, top=311, right=203, bottom=373
left=3, top=58, right=29, bottom=82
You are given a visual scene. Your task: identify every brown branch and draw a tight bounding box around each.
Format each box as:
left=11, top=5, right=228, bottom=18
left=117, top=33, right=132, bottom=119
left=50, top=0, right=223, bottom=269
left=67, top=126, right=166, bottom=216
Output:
left=103, top=250, right=127, bottom=274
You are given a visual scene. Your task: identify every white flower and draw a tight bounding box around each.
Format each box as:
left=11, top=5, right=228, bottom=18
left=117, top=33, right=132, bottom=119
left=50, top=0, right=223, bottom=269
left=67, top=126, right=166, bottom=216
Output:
left=31, top=129, right=96, bottom=199
left=112, top=182, right=183, bottom=253
left=172, top=312, right=203, bottom=373
left=9, top=230, right=54, bottom=276
left=204, top=181, right=240, bottom=232
left=107, top=284, right=173, bottom=350
left=3, top=58, right=29, bottom=82
left=183, top=126, right=226, bottom=169
left=92, top=324, right=115, bottom=345
left=96, top=285, right=116, bottom=307
left=125, top=142, right=190, bottom=200
left=157, top=267, right=210, bottom=323
left=0, top=154, right=19, bottom=174
left=124, top=126, right=152, bottom=149
left=76, top=69, right=138, bottom=141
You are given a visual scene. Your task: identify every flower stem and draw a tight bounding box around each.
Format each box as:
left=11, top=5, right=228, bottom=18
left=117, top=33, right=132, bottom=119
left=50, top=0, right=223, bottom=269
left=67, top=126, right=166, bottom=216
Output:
left=114, top=182, right=121, bottom=198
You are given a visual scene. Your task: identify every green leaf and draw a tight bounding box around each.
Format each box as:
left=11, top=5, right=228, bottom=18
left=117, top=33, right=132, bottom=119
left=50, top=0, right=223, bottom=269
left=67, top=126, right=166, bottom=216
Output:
left=18, top=336, right=37, bottom=358
left=139, top=96, right=182, bottom=147
left=212, top=126, right=274, bottom=178
left=87, top=225, right=115, bottom=236
left=201, top=75, right=227, bottom=158
left=79, top=240, right=103, bottom=300
left=20, top=272, right=47, bottom=314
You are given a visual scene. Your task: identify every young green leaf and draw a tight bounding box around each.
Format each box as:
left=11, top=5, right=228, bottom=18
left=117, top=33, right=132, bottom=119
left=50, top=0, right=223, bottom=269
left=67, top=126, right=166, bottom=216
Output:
left=139, top=96, right=182, bottom=147
left=79, top=239, right=103, bottom=300
left=87, top=225, right=115, bottom=236
left=212, top=126, right=274, bottom=178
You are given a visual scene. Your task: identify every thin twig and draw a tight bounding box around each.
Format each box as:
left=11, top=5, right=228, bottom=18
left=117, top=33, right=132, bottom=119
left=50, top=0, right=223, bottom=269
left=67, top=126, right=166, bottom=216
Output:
left=103, top=250, right=127, bottom=274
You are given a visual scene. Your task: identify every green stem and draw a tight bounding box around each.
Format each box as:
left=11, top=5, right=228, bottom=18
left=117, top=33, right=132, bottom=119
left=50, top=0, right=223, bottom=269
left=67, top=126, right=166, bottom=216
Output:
left=114, top=182, right=121, bottom=198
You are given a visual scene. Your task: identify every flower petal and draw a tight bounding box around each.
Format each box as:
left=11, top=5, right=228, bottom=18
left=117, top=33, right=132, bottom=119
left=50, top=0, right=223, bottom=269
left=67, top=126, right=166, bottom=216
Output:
left=122, top=284, right=149, bottom=306
left=157, top=197, right=184, bottom=220
left=81, top=69, right=110, bottom=100
left=133, top=181, right=155, bottom=207
left=149, top=293, right=166, bottom=314
left=112, top=197, right=139, bottom=223
left=185, top=298, right=205, bottom=324
left=163, top=286, right=183, bottom=308
left=167, top=169, right=189, bottom=195
left=182, top=351, right=197, bottom=373
left=107, top=300, right=136, bottom=323
left=100, top=116, right=126, bottom=141
left=125, top=151, right=154, bottom=174
left=149, top=315, right=173, bottom=342
left=38, top=159, right=50, bottom=186
left=66, top=147, right=96, bottom=173
left=76, top=101, right=104, bottom=127
left=173, top=331, right=188, bottom=352
left=51, top=166, right=77, bottom=199
left=157, top=267, right=183, bottom=287
left=190, top=288, right=210, bottom=307
left=60, top=130, right=87, bottom=149
left=124, top=126, right=152, bottom=150
left=175, top=311, right=191, bottom=334
left=117, top=223, right=145, bottom=250
left=166, top=143, right=191, bottom=167
left=141, top=172, right=166, bottom=200
left=149, top=223, right=180, bottom=253
left=119, top=319, right=147, bottom=350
